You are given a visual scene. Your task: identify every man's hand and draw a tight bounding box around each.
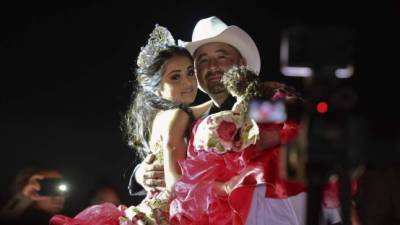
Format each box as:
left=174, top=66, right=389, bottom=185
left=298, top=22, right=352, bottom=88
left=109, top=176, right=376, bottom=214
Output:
left=260, top=81, right=304, bottom=122
left=255, top=126, right=281, bottom=150
left=260, top=81, right=299, bottom=100
left=135, top=154, right=165, bottom=192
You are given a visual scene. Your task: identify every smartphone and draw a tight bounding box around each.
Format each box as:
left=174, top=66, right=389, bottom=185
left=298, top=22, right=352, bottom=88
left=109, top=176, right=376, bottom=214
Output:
left=248, top=100, right=287, bottom=123
left=38, top=178, right=68, bottom=196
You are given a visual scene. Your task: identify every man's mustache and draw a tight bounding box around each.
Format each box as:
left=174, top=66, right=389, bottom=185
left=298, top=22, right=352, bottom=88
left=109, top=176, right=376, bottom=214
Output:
left=205, top=70, right=224, bottom=79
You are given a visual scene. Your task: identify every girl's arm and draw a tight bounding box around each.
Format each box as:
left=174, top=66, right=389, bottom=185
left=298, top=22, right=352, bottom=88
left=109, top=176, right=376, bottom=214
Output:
left=190, top=100, right=213, bottom=119
left=158, top=109, right=191, bottom=192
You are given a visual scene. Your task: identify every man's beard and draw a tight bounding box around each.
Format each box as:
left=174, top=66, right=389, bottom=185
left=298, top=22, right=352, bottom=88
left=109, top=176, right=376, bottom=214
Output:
left=205, top=70, right=227, bottom=94
left=208, top=82, right=226, bottom=94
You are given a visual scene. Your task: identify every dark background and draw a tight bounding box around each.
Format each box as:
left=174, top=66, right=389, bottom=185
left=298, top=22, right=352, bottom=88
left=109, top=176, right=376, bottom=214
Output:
left=1, top=1, right=399, bottom=215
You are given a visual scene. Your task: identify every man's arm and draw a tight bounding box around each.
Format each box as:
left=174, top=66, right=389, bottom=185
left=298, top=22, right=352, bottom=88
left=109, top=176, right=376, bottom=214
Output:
left=255, top=126, right=282, bottom=150
left=128, top=163, right=146, bottom=196
left=0, top=193, right=32, bottom=219
left=0, top=174, right=47, bottom=219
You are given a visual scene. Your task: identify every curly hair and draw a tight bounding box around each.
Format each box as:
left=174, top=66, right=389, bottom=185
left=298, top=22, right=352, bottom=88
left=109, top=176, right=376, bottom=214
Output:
left=123, top=45, right=193, bottom=159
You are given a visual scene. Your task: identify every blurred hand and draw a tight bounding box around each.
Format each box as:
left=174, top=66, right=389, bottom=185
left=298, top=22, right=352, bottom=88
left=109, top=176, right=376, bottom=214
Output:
left=21, top=174, right=46, bottom=201
left=255, top=126, right=281, bottom=150
left=259, top=81, right=304, bottom=122
left=260, top=81, right=299, bottom=100
left=135, top=154, right=165, bottom=192
left=351, top=201, right=361, bottom=225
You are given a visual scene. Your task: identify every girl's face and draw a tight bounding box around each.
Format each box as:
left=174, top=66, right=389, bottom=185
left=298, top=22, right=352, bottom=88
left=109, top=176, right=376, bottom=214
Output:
left=159, top=55, right=197, bottom=105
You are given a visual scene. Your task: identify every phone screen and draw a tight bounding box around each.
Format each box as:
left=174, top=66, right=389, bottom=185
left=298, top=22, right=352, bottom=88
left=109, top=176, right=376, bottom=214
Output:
left=248, top=100, right=287, bottom=123
left=38, top=178, right=68, bottom=196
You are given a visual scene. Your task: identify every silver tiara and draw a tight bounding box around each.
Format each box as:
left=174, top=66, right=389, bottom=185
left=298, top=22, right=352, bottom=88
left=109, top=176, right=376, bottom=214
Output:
left=137, top=24, right=176, bottom=69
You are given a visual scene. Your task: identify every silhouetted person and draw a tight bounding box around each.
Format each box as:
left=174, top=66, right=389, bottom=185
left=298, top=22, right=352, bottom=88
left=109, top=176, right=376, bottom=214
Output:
left=354, top=163, right=400, bottom=225
left=89, top=184, right=121, bottom=206
left=0, top=167, right=66, bottom=225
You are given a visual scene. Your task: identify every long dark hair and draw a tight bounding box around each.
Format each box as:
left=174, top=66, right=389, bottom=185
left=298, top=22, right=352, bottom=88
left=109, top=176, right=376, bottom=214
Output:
left=123, top=45, right=193, bottom=159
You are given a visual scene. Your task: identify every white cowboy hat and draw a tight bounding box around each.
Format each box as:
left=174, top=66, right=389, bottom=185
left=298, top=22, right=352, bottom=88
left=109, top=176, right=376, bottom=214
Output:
left=184, top=16, right=261, bottom=75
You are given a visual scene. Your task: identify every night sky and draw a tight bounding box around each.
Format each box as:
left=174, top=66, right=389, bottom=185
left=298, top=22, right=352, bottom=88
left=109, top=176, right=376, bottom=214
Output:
left=1, top=1, right=399, bottom=214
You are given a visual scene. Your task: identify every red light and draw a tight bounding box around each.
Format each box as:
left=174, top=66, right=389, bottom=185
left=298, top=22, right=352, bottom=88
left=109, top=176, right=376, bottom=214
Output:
left=316, top=102, right=328, bottom=113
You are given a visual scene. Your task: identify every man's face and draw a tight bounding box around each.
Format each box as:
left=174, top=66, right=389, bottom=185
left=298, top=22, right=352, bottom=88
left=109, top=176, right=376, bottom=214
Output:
left=193, top=42, right=245, bottom=96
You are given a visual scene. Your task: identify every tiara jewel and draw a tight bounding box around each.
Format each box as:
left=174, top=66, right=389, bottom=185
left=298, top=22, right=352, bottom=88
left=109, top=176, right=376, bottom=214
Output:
left=137, top=24, right=176, bottom=69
